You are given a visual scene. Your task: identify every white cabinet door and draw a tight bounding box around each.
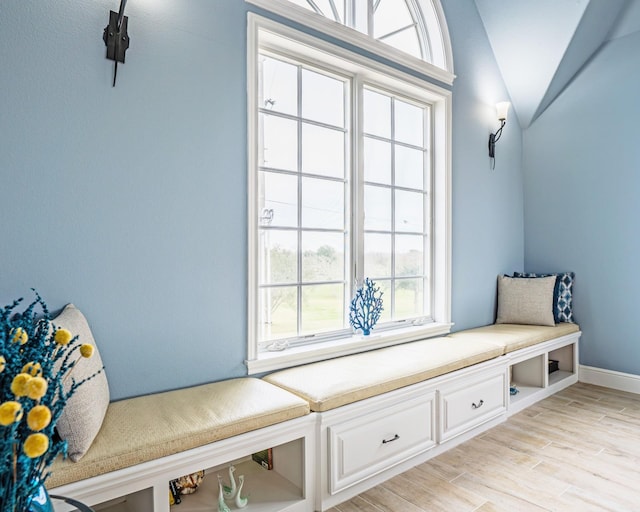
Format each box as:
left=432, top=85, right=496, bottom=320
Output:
left=328, top=392, right=435, bottom=494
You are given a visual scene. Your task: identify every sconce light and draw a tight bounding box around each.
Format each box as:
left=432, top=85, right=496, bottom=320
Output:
left=103, top=0, right=130, bottom=87
left=488, top=102, right=510, bottom=168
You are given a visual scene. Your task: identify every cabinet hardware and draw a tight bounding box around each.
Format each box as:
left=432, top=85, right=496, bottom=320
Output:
left=382, top=434, right=400, bottom=444
left=471, top=399, right=484, bottom=409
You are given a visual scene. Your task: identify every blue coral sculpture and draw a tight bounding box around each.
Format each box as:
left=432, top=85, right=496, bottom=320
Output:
left=349, top=278, right=384, bottom=335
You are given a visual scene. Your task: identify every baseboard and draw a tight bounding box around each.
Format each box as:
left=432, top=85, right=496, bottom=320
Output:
left=579, top=365, right=640, bottom=395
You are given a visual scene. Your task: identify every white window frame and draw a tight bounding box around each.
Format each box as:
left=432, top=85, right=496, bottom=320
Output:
left=247, top=14, right=452, bottom=374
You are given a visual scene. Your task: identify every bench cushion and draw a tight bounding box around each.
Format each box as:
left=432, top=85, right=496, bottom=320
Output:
left=47, top=378, right=309, bottom=489
left=263, top=337, right=504, bottom=412
left=447, top=323, right=580, bottom=353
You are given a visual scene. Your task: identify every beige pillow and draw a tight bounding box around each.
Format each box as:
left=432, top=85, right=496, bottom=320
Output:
left=496, top=275, right=556, bottom=326
left=53, top=304, right=110, bottom=462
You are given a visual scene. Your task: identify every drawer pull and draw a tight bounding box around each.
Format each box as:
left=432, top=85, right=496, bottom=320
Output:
left=471, top=399, right=484, bottom=409
left=382, top=434, right=400, bottom=444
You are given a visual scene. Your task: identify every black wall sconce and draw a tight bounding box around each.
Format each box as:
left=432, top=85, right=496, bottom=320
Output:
left=488, top=102, right=510, bottom=169
left=103, top=0, right=130, bottom=87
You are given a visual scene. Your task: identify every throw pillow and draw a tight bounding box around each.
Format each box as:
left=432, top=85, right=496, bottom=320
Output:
left=513, top=272, right=575, bottom=323
left=53, top=304, right=110, bottom=462
left=496, top=275, right=556, bottom=326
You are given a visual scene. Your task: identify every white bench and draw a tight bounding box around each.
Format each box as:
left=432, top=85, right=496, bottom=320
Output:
left=48, top=378, right=315, bottom=512
left=263, top=322, right=580, bottom=510
left=48, top=323, right=580, bottom=512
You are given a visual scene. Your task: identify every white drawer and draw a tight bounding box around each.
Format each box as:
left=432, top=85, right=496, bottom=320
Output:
left=328, top=392, right=435, bottom=494
left=439, top=369, right=506, bottom=442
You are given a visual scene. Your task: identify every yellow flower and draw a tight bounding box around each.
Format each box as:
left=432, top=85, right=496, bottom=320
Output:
left=0, top=355, right=5, bottom=373
left=11, top=373, right=32, bottom=397
left=23, top=433, right=49, bottom=458
left=27, top=405, right=52, bottom=431
left=0, top=401, right=23, bottom=426
left=80, top=344, right=94, bottom=358
left=54, top=328, right=73, bottom=346
left=22, top=361, right=43, bottom=377
left=26, top=377, right=48, bottom=401
left=11, top=327, right=28, bottom=345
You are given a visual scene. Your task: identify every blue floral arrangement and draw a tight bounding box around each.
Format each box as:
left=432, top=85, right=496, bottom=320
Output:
left=0, top=292, right=97, bottom=511
left=349, top=278, right=384, bottom=336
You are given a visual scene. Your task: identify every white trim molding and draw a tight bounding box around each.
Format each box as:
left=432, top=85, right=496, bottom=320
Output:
left=579, top=365, right=640, bottom=395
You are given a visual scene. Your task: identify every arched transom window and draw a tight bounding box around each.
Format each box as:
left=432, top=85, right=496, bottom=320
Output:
left=281, top=0, right=453, bottom=74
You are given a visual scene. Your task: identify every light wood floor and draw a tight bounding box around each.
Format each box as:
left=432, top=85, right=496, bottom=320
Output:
left=327, top=383, right=640, bottom=512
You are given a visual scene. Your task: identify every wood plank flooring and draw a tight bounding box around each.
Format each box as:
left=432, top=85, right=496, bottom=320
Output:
left=327, top=383, right=640, bottom=512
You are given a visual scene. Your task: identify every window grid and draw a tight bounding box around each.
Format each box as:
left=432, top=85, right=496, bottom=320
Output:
left=290, top=0, right=426, bottom=61
left=257, top=54, right=351, bottom=345
left=257, top=73, right=432, bottom=345
left=360, top=87, right=430, bottom=324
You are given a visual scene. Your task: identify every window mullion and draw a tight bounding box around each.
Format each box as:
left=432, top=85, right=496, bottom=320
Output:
left=296, top=64, right=303, bottom=337
left=353, top=74, right=365, bottom=291
left=390, top=97, right=396, bottom=319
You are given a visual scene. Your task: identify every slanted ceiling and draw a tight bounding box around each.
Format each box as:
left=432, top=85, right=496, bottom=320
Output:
left=474, top=0, right=637, bottom=128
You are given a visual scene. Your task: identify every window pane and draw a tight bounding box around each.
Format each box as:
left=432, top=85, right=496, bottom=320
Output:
left=374, top=279, right=392, bottom=323
left=395, top=278, right=423, bottom=320
left=302, top=123, right=345, bottom=178
left=395, top=234, right=424, bottom=277
left=311, top=0, right=342, bottom=22
left=381, top=26, right=422, bottom=59
left=364, top=233, right=391, bottom=278
left=302, top=231, right=345, bottom=282
left=395, top=145, right=423, bottom=190
left=364, top=89, right=391, bottom=139
left=394, top=99, right=424, bottom=146
left=259, top=286, right=298, bottom=341
left=259, top=229, right=297, bottom=284
left=301, top=284, right=344, bottom=334
left=262, top=114, right=298, bottom=171
left=260, top=171, right=298, bottom=228
left=373, top=0, right=414, bottom=39
left=395, top=189, right=423, bottom=232
left=302, top=177, right=344, bottom=229
left=287, top=0, right=314, bottom=12
left=364, top=137, right=391, bottom=185
left=364, top=185, right=391, bottom=231
left=302, top=69, right=344, bottom=127
left=261, top=57, right=298, bottom=116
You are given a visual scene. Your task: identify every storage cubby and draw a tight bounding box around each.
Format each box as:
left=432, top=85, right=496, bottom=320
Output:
left=510, top=354, right=545, bottom=406
left=174, top=439, right=306, bottom=512
left=89, top=488, right=154, bottom=512
left=507, top=334, right=579, bottom=414
left=547, top=343, right=576, bottom=388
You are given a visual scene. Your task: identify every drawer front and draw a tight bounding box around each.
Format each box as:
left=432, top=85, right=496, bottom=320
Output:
left=439, top=370, right=506, bottom=442
left=329, top=393, right=435, bottom=494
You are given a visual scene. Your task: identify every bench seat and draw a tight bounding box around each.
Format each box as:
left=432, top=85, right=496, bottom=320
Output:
left=47, top=378, right=310, bottom=489
left=447, top=322, right=580, bottom=353
left=263, top=336, right=504, bottom=412
left=263, top=323, right=580, bottom=413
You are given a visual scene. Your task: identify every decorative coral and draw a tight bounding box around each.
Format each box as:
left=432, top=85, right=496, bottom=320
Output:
left=349, top=278, right=384, bottom=335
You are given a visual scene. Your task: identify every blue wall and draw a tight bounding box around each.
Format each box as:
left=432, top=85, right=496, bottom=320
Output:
left=524, top=30, right=640, bottom=376
left=0, top=0, right=522, bottom=400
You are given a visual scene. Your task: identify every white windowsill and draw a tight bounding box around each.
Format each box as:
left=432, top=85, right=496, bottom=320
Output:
left=246, top=322, right=454, bottom=374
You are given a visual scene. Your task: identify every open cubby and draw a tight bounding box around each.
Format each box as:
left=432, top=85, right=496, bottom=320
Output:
left=174, top=439, right=305, bottom=512
left=90, top=488, right=154, bottom=512
left=510, top=354, right=544, bottom=406
left=508, top=334, right=579, bottom=414
left=547, top=343, right=576, bottom=388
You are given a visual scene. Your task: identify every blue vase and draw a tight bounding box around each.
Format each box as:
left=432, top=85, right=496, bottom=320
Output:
left=26, top=482, right=53, bottom=512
